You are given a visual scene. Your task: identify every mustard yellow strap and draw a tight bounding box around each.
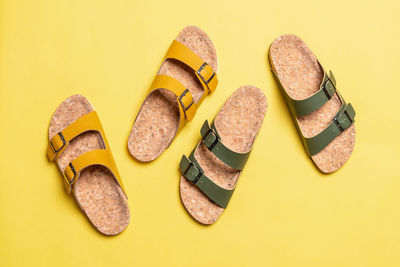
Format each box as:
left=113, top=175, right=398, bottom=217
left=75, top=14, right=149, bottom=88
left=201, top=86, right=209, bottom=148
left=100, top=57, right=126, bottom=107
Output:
left=47, top=111, right=105, bottom=161
left=63, top=149, right=126, bottom=196
left=149, top=74, right=197, bottom=122
left=164, top=40, right=218, bottom=96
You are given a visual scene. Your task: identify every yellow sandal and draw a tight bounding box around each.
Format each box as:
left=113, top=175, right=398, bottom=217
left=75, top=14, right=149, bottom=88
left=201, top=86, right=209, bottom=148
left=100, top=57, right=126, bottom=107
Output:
left=127, top=26, right=218, bottom=162
left=47, top=94, right=130, bottom=235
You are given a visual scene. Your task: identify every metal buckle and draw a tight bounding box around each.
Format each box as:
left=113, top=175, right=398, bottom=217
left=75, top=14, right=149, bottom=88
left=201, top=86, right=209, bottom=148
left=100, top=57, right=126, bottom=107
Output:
left=322, top=78, right=335, bottom=99
left=50, top=132, right=66, bottom=153
left=202, top=129, right=219, bottom=151
left=178, top=89, right=194, bottom=112
left=197, top=62, right=215, bottom=85
left=333, top=109, right=353, bottom=132
left=63, top=162, right=77, bottom=186
left=183, top=161, right=202, bottom=184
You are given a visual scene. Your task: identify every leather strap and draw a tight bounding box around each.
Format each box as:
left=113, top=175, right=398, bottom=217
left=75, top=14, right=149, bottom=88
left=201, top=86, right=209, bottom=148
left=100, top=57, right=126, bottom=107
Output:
left=290, top=71, right=337, bottom=116
left=305, top=101, right=355, bottom=155
left=180, top=151, right=234, bottom=208
left=148, top=74, right=197, bottom=122
left=63, top=149, right=126, bottom=196
left=164, top=40, right=218, bottom=97
left=200, top=120, right=251, bottom=170
left=47, top=111, right=105, bottom=161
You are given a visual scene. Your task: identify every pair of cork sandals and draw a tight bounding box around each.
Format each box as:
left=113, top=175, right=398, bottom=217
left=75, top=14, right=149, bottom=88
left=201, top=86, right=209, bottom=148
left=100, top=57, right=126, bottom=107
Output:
left=47, top=26, right=356, bottom=235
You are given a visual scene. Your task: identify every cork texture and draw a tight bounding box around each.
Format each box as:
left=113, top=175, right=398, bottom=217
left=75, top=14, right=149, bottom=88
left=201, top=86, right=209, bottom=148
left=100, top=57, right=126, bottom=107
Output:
left=128, top=26, right=218, bottom=162
left=49, top=95, right=130, bottom=235
left=269, top=34, right=356, bottom=173
left=180, top=86, right=267, bottom=224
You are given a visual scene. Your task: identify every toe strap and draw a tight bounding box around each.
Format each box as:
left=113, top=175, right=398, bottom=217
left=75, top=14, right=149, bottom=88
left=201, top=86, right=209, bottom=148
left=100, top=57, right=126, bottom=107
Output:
left=47, top=111, right=104, bottom=161
left=164, top=40, right=218, bottom=95
left=200, top=120, right=251, bottom=170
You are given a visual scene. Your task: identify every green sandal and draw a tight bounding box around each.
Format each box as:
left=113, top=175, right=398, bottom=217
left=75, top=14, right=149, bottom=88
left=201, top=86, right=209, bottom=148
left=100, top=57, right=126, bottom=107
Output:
left=179, top=86, right=267, bottom=224
left=269, top=34, right=356, bottom=173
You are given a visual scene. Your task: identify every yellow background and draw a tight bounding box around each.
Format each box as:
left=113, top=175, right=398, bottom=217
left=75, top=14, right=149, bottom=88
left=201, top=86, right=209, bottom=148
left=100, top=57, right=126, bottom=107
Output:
left=0, top=0, right=399, bottom=266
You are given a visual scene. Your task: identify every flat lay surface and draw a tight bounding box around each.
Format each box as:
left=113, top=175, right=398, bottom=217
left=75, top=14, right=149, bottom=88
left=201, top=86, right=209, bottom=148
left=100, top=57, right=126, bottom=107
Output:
left=0, top=0, right=399, bottom=266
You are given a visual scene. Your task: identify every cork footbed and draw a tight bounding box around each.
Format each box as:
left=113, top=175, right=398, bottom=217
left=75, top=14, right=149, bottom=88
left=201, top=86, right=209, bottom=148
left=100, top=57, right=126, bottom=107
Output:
left=180, top=86, right=267, bottom=225
left=269, top=34, right=356, bottom=173
left=49, top=95, right=130, bottom=235
left=128, top=26, right=218, bottom=162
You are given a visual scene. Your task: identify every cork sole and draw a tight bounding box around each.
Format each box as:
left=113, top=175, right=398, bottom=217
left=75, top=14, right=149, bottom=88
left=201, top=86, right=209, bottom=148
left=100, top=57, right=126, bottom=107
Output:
left=49, top=95, right=130, bottom=235
left=180, top=86, right=267, bottom=225
left=269, top=34, right=356, bottom=173
left=128, top=26, right=218, bottom=162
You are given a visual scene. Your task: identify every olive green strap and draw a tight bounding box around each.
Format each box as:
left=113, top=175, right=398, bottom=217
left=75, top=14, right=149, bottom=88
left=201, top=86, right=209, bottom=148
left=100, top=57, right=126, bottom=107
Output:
left=305, top=101, right=355, bottom=155
left=200, top=120, right=251, bottom=170
left=179, top=149, right=234, bottom=209
left=290, top=71, right=337, bottom=116
left=272, top=67, right=337, bottom=117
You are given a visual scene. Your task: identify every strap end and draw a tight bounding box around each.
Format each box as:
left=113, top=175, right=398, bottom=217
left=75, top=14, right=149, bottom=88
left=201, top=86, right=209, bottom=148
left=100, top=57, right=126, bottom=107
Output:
left=47, top=146, right=56, bottom=161
left=329, top=70, right=336, bottom=86
left=179, top=155, right=191, bottom=174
